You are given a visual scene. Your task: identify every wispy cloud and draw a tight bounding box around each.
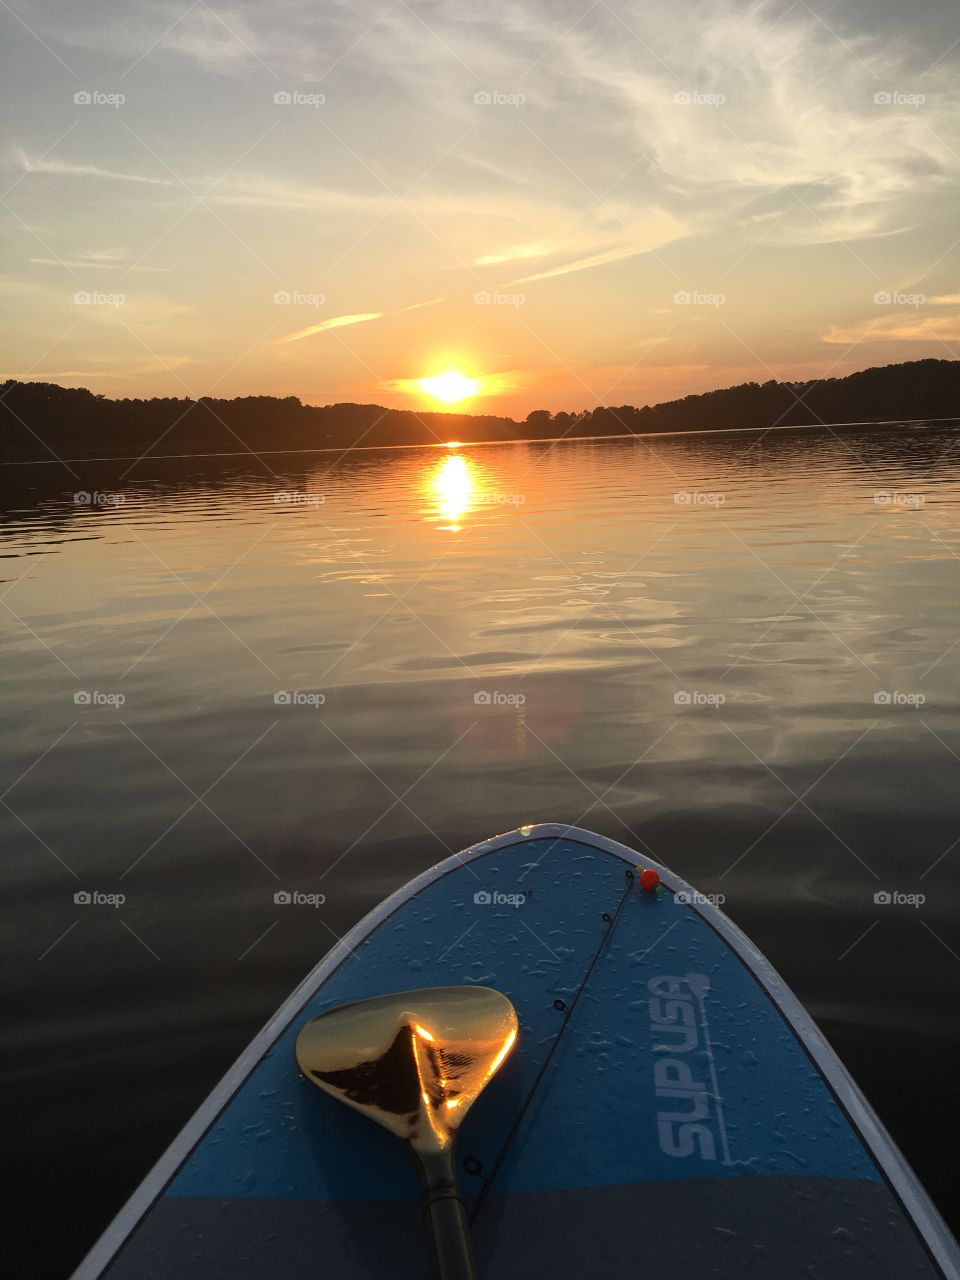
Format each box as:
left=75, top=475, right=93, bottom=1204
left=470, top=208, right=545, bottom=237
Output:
left=272, top=312, right=384, bottom=345
left=509, top=244, right=659, bottom=286
left=398, top=296, right=448, bottom=313
left=13, top=150, right=173, bottom=187
left=30, top=255, right=171, bottom=273
left=476, top=243, right=552, bottom=266
left=53, top=0, right=276, bottom=74
left=825, top=313, right=960, bottom=344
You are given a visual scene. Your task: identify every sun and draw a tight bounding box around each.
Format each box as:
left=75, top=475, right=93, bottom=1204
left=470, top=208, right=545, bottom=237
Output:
left=418, top=370, right=480, bottom=405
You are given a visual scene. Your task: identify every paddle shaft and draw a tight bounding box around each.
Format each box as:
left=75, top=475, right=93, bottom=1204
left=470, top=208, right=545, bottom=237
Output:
left=415, top=1148, right=477, bottom=1280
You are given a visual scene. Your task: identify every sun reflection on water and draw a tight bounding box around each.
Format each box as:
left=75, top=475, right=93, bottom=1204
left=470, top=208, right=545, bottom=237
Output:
left=424, top=452, right=483, bottom=531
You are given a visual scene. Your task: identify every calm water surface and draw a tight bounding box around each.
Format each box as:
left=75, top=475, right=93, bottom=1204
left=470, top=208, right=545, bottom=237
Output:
left=3, top=426, right=960, bottom=1274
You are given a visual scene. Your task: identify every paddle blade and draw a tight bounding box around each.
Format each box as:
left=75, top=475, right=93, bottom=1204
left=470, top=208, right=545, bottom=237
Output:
left=295, top=985, right=518, bottom=1153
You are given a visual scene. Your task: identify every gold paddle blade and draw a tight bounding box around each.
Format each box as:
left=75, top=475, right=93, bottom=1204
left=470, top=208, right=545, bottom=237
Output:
left=295, top=985, right=518, bottom=1154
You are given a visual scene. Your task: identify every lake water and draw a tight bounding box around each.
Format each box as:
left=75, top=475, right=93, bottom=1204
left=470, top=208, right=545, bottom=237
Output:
left=3, top=424, right=960, bottom=1275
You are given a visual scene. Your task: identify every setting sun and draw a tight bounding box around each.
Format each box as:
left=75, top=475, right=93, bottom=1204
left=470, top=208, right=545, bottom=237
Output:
left=417, top=371, right=480, bottom=404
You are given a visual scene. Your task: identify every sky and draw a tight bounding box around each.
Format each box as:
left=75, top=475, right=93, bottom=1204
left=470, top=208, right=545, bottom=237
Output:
left=2, top=0, right=960, bottom=417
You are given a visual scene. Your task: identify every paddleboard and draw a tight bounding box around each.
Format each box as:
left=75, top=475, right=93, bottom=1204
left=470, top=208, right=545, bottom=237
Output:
left=72, top=824, right=959, bottom=1279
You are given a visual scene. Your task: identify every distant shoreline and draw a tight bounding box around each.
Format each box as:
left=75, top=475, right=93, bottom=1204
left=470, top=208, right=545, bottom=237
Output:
left=3, top=358, right=959, bottom=464
left=2, top=412, right=956, bottom=468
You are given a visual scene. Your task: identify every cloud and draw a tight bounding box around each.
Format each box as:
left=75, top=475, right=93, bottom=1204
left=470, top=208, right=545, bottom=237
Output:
left=824, top=313, right=960, bottom=344
left=508, top=244, right=658, bottom=286
left=30, top=256, right=171, bottom=273
left=50, top=0, right=277, bottom=74
left=11, top=153, right=395, bottom=216
left=206, top=173, right=390, bottom=214
left=474, top=0, right=960, bottom=248
left=272, top=312, right=384, bottom=345
left=13, top=151, right=173, bottom=187
left=29, top=2, right=951, bottom=269
left=398, top=296, right=448, bottom=313
left=475, top=243, right=552, bottom=266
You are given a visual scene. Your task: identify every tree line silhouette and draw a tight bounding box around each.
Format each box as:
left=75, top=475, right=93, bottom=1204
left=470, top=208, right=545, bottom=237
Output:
left=2, top=358, right=958, bottom=462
